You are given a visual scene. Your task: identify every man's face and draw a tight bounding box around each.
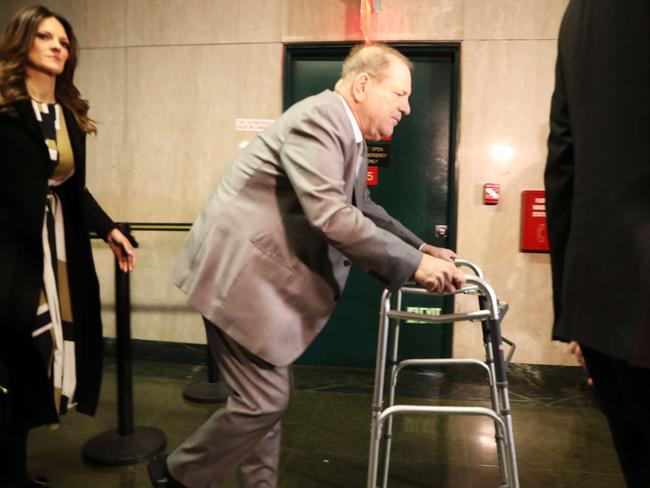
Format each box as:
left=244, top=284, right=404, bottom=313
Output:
left=358, top=56, right=411, bottom=141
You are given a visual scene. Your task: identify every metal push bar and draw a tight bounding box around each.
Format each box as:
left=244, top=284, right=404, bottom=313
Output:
left=367, top=261, right=519, bottom=488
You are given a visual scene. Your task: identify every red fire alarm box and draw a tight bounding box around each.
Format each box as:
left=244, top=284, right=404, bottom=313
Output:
left=483, top=183, right=501, bottom=205
left=520, top=190, right=550, bottom=252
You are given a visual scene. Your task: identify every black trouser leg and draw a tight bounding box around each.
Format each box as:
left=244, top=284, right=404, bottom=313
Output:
left=0, top=426, right=29, bottom=487
left=582, top=346, right=650, bottom=488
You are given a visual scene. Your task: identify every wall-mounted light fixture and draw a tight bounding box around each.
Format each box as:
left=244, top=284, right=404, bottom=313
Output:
left=490, top=143, right=515, bottom=161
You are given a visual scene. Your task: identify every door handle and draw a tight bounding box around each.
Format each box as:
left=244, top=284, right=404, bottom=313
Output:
left=434, top=225, right=448, bottom=239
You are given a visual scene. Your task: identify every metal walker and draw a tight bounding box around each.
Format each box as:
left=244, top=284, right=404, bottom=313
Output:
left=367, top=260, right=519, bottom=488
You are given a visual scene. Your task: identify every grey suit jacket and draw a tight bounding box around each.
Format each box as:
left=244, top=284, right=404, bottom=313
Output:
left=173, top=90, right=423, bottom=366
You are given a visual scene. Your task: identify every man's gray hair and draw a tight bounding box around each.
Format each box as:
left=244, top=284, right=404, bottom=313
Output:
left=340, top=43, right=413, bottom=81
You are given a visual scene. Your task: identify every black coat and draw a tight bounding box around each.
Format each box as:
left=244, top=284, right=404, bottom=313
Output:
left=0, top=99, right=115, bottom=429
left=545, top=0, right=650, bottom=367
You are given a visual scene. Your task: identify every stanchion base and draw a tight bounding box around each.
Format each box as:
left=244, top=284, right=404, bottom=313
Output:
left=82, top=426, right=166, bottom=466
left=182, top=381, right=231, bottom=404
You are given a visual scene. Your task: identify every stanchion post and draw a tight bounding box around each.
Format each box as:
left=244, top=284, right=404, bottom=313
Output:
left=82, top=224, right=167, bottom=466
left=182, top=329, right=231, bottom=404
left=207, top=347, right=218, bottom=383
left=116, top=256, right=134, bottom=436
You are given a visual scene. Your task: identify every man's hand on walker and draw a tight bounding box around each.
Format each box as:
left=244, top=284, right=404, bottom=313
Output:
left=413, top=254, right=466, bottom=293
left=420, top=243, right=457, bottom=263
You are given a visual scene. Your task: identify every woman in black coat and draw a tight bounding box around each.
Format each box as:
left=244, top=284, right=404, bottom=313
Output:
left=0, top=6, right=136, bottom=487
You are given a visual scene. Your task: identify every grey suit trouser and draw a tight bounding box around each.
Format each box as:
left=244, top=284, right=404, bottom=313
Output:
left=168, top=318, right=292, bottom=488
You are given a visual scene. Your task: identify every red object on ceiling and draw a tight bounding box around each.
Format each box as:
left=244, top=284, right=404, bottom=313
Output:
left=360, top=0, right=374, bottom=43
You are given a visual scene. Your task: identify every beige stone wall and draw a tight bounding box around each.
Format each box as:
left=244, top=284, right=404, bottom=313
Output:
left=0, top=0, right=575, bottom=365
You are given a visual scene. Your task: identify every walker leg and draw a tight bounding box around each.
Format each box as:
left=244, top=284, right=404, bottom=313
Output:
left=380, top=354, right=397, bottom=487
left=479, top=294, right=510, bottom=485
left=368, top=291, right=392, bottom=488
left=368, top=413, right=383, bottom=488
left=380, top=292, right=402, bottom=488
left=489, top=317, right=519, bottom=488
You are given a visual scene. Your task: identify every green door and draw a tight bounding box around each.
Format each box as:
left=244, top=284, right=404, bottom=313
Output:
left=284, top=44, right=460, bottom=366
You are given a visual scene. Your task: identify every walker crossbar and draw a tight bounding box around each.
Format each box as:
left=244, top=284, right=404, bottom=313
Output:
left=386, top=308, right=491, bottom=324
left=400, top=284, right=481, bottom=296
left=378, top=405, right=506, bottom=433
left=393, top=358, right=492, bottom=388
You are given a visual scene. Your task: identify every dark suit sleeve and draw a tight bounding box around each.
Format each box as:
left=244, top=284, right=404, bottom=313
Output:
left=82, top=189, right=116, bottom=241
left=544, top=44, right=574, bottom=322
left=357, top=184, right=424, bottom=249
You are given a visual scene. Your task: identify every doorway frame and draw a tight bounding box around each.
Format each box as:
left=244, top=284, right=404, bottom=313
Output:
left=283, top=42, right=461, bottom=359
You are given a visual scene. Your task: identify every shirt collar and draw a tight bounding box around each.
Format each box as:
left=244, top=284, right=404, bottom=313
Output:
left=337, top=93, right=363, bottom=144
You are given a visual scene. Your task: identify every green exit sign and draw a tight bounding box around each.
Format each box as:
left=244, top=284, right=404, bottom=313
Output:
left=405, top=307, right=443, bottom=323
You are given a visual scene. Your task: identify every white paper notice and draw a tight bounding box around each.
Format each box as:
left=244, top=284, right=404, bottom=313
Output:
left=235, top=119, right=275, bottom=132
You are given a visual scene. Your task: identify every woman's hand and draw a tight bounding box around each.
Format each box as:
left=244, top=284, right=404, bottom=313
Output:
left=107, top=228, right=136, bottom=273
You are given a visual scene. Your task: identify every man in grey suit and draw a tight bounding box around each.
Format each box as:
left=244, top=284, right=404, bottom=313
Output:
left=149, top=43, right=466, bottom=488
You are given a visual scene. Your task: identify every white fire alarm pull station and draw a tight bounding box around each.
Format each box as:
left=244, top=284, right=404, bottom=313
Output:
left=483, top=183, right=501, bottom=205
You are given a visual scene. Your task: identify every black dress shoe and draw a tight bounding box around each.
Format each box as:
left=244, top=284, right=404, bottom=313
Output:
left=147, top=455, right=185, bottom=487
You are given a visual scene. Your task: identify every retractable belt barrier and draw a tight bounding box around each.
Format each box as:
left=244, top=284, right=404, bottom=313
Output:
left=367, top=259, right=519, bottom=488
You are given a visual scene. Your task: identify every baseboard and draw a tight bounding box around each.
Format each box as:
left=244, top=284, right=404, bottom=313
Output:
left=102, top=337, right=585, bottom=388
left=103, top=337, right=208, bottom=365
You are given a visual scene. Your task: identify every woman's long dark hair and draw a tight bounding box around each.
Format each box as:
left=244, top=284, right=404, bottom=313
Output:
left=0, top=5, right=96, bottom=133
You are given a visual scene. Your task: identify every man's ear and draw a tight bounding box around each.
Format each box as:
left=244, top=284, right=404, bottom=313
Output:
left=352, top=72, right=371, bottom=103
